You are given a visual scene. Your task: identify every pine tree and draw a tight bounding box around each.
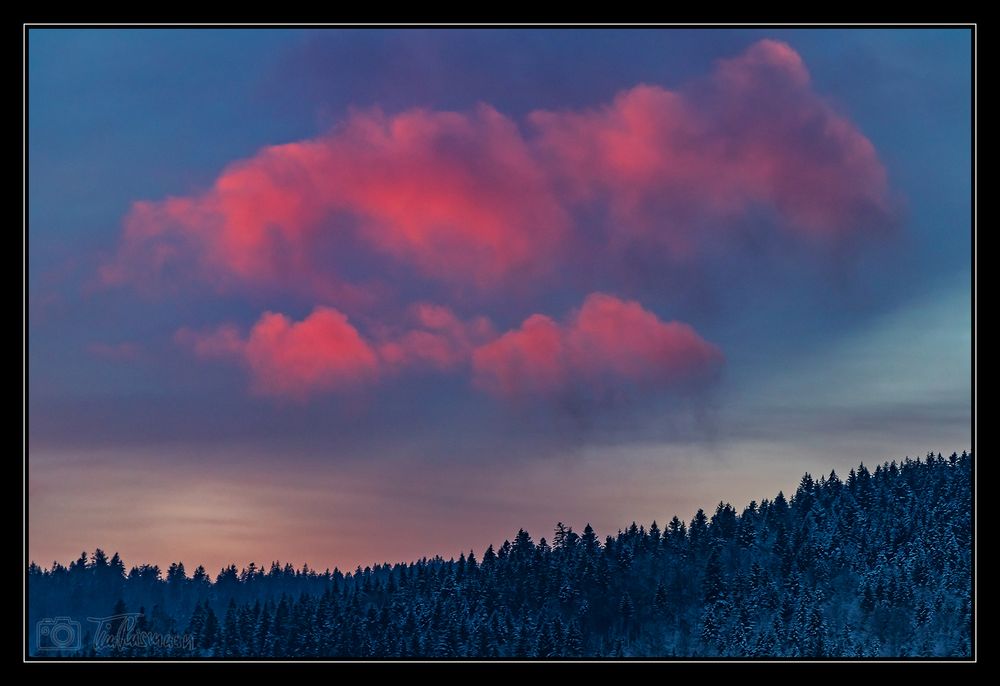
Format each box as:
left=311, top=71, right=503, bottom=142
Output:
left=221, top=599, right=241, bottom=657
left=564, top=619, right=584, bottom=657
left=618, top=592, right=634, bottom=640
left=654, top=581, right=668, bottom=616
left=200, top=605, right=220, bottom=655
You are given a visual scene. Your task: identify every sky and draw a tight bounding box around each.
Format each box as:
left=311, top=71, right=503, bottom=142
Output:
left=27, top=28, right=973, bottom=575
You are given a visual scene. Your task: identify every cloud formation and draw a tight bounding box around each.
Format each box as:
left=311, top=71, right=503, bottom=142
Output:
left=472, top=293, right=723, bottom=399
left=177, top=308, right=379, bottom=400
left=101, top=105, right=569, bottom=295
left=176, top=294, right=721, bottom=401
left=531, top=39, right=889, bottom=248
left=376, top=303, right=496, bottom=373
left=177, top=304, right=493, bottom=399
left=103, top=40, right=890, bottom=301
left=112, top=40, right=890, bottom=404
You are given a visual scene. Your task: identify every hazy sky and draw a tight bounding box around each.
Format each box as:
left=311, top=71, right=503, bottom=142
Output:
left=28, top=28, right=972, bottom=575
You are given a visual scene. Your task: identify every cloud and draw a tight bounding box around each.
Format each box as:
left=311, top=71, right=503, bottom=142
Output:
left=177, top=295, right=719, bottom=402
left=529, top=39, right=890, bottom=250
left=177, top=304, right=495, bottom=399
left=174, top=324, right=243, bottom=360
left=102, top=104, right=569, bottom=296
left=472, top=314, right=568, bottom=397
left=114, top=40, right=894, bottom=405
left=102, top=39, right=891, bottom=304
left=472, top=293, right=723, bottom=399
left=376, top=303, right=496, bottom=373
left=177, top=307, right=379, bottom=400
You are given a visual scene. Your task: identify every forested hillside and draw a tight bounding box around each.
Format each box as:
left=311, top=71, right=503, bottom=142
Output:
left=28, top=452, right=972, bottom=658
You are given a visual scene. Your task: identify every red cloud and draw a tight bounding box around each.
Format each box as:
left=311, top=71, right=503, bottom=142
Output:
left=177, top=304, right=495, bottom=399
left=125, top=40, right=894, bottom=404
left=177, top=296, right=719, bottom=402
left=103, top=40, right=891, bottom=304
left=177, top=307, right=379, bottom=400
left=376, top=303, right=496, bottom=373
left=529, top=39, right=890, bottom=249
left=471, top=314, right=569, bottom=397
left=244, top=309, right=379, bottom=399
left=472, top=293, right=723, bottom=399
left=103, top=104, right=568, bottom=295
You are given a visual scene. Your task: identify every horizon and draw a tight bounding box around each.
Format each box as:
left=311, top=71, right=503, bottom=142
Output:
left=29, top=450, right=970, bottom=575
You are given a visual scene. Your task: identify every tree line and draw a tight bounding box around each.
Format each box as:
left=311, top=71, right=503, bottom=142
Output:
left=28, top=451, right=972, bottom=658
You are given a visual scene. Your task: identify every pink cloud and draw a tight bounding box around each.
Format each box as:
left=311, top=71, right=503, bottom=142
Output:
left=472, top=314, right=568, bottom=397
left=103, top=40, right=892, bottom=303
left=103, top=105, right=569, bottom=296
left=177, top=296, right=719, bottom=402
left=244, top=309, right=379, bottom=399
left=174, top=324, right=244, bottom=359
left=177, top=308, right=379, bottom=400
left=120, top=39, right=896, bottom=406
left=177, top=303, right=496, bottom=399
left=472, top=293, right=723, bottom=399
left=529, top=39, right=890, bottom=249
left=376, top=303, right=496, bottom=373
